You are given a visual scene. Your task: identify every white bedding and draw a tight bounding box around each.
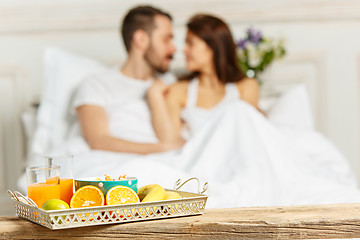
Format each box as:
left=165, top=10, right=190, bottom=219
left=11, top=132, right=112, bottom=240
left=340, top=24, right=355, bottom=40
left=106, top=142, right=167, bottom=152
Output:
left=24, top=96, right=360, bottom=209
left=19, top=48, right=360, bottom=208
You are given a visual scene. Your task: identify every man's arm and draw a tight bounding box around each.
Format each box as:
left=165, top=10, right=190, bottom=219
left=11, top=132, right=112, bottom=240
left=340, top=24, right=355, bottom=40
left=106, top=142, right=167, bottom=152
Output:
left=76, top=105, right=181, bottom=154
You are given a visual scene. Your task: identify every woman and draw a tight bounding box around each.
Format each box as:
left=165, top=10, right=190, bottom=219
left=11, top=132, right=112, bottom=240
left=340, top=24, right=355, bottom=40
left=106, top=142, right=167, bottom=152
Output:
left=148, top=14, right=260, bottom=141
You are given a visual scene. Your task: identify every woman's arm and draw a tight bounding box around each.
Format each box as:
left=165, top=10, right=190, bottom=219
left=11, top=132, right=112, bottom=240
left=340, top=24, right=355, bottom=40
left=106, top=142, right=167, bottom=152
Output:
left=76, top=105, right=181, bottom=154
left=147, top=80, right=176, bottom=141
left=147, top=80, right=185, bottom=142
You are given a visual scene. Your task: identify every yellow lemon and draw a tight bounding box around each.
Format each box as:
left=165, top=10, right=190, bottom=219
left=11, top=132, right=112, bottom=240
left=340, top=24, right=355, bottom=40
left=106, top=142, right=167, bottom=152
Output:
left=137, top=184, right=166, bottom=216
left=164, top=191, right=181, bottom=214
left=165, top=191, right=181, bottom=200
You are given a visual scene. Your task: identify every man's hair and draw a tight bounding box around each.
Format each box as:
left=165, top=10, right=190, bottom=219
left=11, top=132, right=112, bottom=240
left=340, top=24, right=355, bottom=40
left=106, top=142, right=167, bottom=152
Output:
left=121, top=5, right=172, bottom=52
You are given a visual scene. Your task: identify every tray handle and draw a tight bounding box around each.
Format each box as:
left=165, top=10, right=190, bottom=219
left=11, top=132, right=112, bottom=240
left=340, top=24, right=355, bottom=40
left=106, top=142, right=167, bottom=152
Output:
left=8, top=190, right=38, bottom=208
left=174, top=177, right=208, bottom=194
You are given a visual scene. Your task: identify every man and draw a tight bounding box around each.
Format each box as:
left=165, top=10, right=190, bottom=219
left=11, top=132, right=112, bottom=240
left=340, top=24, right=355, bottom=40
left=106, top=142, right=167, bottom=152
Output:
left=73, top=6, right=182, bottom=154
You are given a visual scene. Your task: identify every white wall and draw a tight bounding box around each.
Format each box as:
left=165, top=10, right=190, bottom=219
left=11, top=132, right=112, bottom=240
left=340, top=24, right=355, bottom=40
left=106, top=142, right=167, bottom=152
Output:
left=1, top=0, right=360, bottom=215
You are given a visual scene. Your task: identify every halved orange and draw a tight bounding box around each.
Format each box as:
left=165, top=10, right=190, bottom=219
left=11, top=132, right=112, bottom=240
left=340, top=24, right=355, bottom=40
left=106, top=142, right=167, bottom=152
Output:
left=106, top=186, right=140, bottom=205
left=106, top=186, right=140, bottom=218
left=70, top=185, right=104, bottom=208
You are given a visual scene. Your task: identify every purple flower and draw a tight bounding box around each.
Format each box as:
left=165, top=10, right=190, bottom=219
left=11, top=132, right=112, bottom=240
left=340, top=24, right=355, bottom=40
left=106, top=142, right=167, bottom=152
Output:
left=246, top=27, right=262, bottom=44
left=236, top=39, right=247, bottom=50
left=236, top=27, right=263, bottom=49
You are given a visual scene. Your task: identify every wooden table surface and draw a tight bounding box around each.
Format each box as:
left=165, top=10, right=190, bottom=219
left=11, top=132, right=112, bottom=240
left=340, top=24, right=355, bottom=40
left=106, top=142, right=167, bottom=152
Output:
left=2, top=203, right=360, bottom=239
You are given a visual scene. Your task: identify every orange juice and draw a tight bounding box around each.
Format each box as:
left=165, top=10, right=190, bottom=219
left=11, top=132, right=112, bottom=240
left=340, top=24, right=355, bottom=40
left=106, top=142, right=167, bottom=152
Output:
left=60, top=178, right=74, bottom=205
left=27, top=182, right=60, bottom=207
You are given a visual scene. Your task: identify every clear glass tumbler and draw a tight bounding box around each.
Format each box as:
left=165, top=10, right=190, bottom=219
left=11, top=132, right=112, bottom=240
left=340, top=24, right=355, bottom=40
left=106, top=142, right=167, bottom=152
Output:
left=45, top=155, right=74, bottom=205
left=26, top=165, right=61, bottom=207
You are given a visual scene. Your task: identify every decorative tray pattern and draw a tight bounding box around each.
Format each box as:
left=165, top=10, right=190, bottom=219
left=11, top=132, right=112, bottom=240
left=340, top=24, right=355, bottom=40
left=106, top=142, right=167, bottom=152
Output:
left=8, top=178, right=208, bottom=230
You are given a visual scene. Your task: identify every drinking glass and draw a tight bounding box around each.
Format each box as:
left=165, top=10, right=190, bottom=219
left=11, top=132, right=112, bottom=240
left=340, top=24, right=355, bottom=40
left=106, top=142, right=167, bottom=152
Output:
left=45, top=155, right=74, bottom=205
left=26, top=165, right=61, bottom=208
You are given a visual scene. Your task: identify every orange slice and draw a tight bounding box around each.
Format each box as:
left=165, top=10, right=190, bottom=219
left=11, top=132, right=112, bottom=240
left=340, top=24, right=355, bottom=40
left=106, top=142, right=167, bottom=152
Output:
left=45, top=176, right=60, bottom=185
left=106, top=186, right=140, bottom=205
left=70, top=185, right=104, bottom=208
left=106, top=186, right=140, bottom=218
left=118, top=174, right=127, bottom=180
left=105, top=174, right=114, bottom=181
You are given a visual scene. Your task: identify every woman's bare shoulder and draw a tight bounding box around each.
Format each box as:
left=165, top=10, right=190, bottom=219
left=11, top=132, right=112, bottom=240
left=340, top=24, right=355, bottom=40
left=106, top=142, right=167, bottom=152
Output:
left=168, top=80, right=189, bottom=94
left=166, top=80, right=189, bottom=105
left=236, top=77, right=259, bottom=86
left=171, top=80, right=189, bottom=88
left=236, top=78, right=259, bottom=92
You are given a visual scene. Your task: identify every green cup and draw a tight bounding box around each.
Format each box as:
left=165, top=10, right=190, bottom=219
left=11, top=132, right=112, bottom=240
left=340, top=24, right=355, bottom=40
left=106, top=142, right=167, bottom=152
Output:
left=75, top=177, right=138, bottom=197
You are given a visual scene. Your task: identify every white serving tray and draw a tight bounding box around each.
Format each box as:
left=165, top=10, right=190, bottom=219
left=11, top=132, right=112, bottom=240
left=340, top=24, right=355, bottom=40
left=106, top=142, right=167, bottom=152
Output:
left=8, top=178, right=208, bottom=230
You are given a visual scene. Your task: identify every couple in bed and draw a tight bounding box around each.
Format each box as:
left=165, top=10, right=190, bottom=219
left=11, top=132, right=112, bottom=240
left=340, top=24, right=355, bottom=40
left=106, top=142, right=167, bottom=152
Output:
left=73, top=5, right=258, bottom=154
left=71, top=5, right=360, bottom=207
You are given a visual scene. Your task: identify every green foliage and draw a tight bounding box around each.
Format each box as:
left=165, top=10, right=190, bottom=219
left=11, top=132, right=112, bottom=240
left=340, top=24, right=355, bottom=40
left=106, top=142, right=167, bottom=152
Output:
left=236, top=28, right=286, bottom=81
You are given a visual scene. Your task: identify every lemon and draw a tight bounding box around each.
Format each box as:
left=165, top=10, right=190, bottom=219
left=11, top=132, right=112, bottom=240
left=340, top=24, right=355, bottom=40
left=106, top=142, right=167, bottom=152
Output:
left=41, top=199, right=70, bottom=211
left=165, top=191, right=181, bottom=200
left=41, top=199, right=70, bottom=224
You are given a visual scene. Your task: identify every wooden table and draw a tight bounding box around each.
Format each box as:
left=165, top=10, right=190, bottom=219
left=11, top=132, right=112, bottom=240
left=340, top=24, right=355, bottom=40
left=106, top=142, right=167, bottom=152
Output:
left=2, top=203, right=360, bottom=239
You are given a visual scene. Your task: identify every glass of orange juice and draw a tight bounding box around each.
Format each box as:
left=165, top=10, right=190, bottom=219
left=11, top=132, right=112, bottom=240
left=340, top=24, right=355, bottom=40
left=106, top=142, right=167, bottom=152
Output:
left=45, top=156, right=74, bottom=205
left=26, top=165, right=61, bottom=208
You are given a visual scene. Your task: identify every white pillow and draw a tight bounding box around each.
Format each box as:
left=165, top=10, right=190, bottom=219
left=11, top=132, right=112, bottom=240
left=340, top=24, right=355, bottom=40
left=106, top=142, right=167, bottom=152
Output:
left=266, top=84, right=315, bottom=130
left=30, top=47, right=108, bottom=158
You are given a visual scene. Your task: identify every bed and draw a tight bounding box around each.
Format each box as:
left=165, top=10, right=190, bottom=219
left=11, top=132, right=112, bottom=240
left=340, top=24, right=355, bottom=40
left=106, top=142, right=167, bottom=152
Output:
left=12, top=46, right=358, bottom=209
left=2, top=0, right=360, bottom=215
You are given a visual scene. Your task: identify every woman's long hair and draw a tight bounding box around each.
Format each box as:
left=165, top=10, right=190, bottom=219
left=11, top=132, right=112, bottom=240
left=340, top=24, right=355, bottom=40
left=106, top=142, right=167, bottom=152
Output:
left=181, top=14, right=245, bottom=83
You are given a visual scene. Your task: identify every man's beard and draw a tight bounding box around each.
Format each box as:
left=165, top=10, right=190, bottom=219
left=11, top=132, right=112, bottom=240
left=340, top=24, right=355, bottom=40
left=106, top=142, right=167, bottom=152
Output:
left=144, top=45, right=173, bottom=74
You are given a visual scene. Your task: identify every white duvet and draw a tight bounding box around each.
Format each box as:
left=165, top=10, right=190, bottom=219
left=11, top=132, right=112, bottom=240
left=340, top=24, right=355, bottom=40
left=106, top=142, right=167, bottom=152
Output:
left=21, top=85, right=360, bottom=208
left=76, top=101, right=360, bottom=208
